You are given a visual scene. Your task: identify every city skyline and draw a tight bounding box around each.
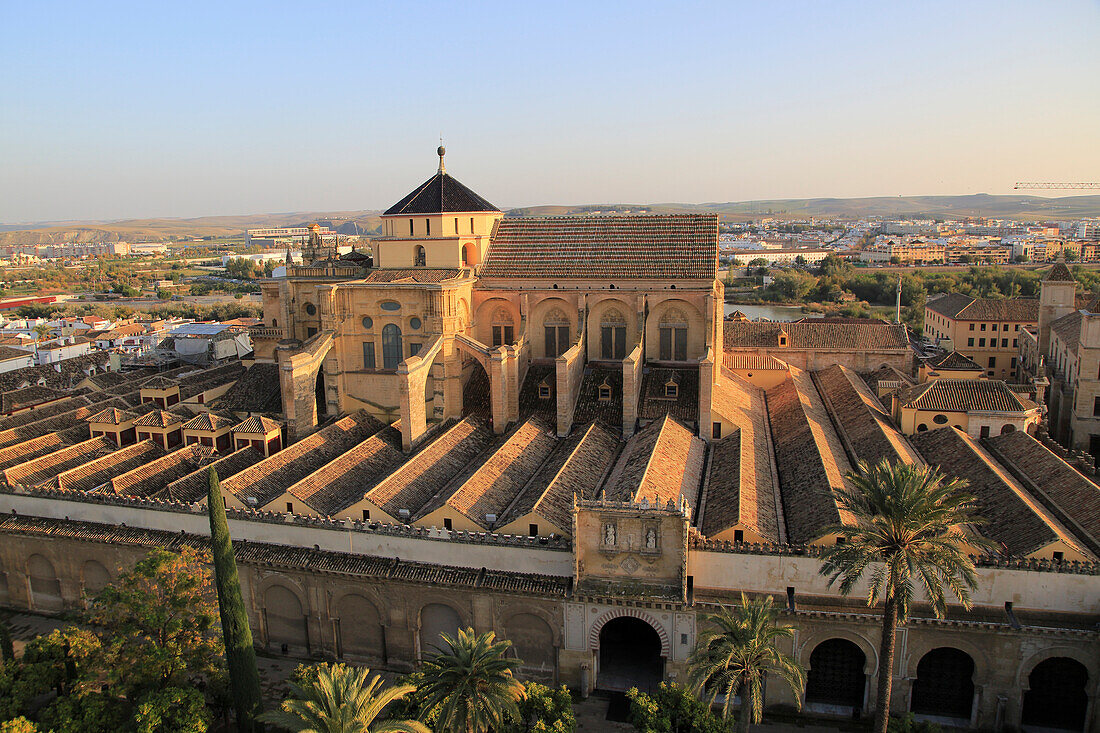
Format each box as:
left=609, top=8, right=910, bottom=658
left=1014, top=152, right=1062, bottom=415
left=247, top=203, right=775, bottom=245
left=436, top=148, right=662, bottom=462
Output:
left=2, top=0, right=1099, bottom=223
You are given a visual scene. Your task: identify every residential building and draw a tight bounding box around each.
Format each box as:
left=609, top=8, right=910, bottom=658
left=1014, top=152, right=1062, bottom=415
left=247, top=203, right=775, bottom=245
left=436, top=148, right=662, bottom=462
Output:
left=924, top=293, right=1037, bottom=380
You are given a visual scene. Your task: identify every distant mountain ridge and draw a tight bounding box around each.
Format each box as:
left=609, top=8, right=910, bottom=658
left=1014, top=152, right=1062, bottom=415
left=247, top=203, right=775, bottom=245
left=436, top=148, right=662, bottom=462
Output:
left=4, top=193, right=1100, bottom=244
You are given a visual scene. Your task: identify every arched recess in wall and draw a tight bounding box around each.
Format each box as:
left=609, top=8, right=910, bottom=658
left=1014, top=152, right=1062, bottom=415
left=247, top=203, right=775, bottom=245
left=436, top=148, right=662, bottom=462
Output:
left=27, top=554, right=63, bottom=612
left=504, top=612, right=556, bottom=674
left=263, top=584, right=308, bottom=653
left=419, top=603, right=461, bottom=658
left=335, top=593, right=384, bottom=661
left=646, top=299, right=703, bottom=363
left=596, top=305, right=629, bottom=360
left=81, top=560, right=111, bottom=602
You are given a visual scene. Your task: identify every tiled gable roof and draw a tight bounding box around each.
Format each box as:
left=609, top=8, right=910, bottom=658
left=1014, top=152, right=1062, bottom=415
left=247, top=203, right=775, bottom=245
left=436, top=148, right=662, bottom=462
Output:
left=440, top=415, right=560, bottom=527
left=223, top=411, right=384, bottom=508
left=183, top=412, right=236, bottom=432
left=896, top=379, right=1035, bottom=413
left=56, top=440, right=167, bottom=493
left=359, top=269, right=464, bottom=284
left=812, top=365, right=924, bottom=469
left=1044, top=262, right=1075, bottom=282
left=157, top=447, right=264, bottom=504
left=705, top=372, right=781, bottom=542
left=132, top=410, right=183, bottom=428
left=1050, top=310, right=1085, bottom=351
left=603, top=415, right=705, bottom=513
left=383, top=171, right=499, bottom=215
left=0, top=386, right=66, bottom=413
left=3, top=436, right=116, bottom=487
left=985, top=430, right=1100, bottom=555
left=0, top=395, right=89, bottom=432
left=639, top=367, right=699, bottom=422
left=232, top=415, right=283, bottom=435
left=0, top=433, right=71, bottom=472
left=911, top=427, right=1084, bottom=557
left=765, top=370, right=854, bottom=544
left=288, top=424, right=406, bottom=516
left=367, top=417, right=495, bottom=520
left=215, top=363, right=282, bottom=414
left=929, top=350, right=983, bottom=371
left=108, top=444, right=219, bottom=498
left=0, top=346, right=33, bottom=363
left=572, top=366, right=623, bottom=429
left=87, top=407, right=136, bottom=425
left=499, top=421, right=621, bottom=533
left=724, top=353, right=789, bottom=371
left=0, top=397, right=129, bottom=450
left=925, top=293, right=1039, bottom=322
left=482, top=214, right=718, bottom=280
left=723, top=321, right=909, bottom=352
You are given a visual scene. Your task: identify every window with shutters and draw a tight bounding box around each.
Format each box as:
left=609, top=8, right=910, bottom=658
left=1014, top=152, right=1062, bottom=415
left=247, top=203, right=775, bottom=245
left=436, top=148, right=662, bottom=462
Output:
left=491, top=308, right=514, bottom=347
left=362, top=341, right=375, bottom=369
left=382, top=324, right=403, bottom=370
left=658, top=307, right=689, bottom=361
left=543, top=308, right=570, bottom=357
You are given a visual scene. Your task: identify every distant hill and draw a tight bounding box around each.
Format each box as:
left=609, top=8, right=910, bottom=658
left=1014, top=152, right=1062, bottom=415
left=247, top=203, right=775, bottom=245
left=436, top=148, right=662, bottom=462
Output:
left=4, top=193, right=1100, bottom=244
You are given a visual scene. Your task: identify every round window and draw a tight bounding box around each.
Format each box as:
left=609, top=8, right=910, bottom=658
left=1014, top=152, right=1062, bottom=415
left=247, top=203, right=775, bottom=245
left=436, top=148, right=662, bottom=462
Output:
left=933, top=414, right=948, bottom=425
left=917, top=424, right=928, bottom=432
left=304, top=303, right=316, bottom=316
left=361, top=316, right=373, bottom=329
left=380, top=301, right=401, bottom=312
left=410, top=317, right=422, bottom=330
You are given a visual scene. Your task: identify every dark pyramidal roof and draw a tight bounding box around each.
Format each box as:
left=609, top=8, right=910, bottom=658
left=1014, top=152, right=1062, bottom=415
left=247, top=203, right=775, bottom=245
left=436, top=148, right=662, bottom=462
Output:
left=1044, top=262, right=1075, bottom=283
left=384, top=149, right=499, bottom=216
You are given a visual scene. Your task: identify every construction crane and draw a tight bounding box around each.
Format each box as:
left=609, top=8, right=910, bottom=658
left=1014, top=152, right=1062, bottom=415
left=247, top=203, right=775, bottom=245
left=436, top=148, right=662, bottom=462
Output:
left=1014, top=182, right=1100, bottom=190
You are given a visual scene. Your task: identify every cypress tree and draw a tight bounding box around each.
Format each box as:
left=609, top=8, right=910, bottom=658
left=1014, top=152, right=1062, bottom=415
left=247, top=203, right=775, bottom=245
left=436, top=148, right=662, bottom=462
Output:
left=207, top=467, right=264, bottom=732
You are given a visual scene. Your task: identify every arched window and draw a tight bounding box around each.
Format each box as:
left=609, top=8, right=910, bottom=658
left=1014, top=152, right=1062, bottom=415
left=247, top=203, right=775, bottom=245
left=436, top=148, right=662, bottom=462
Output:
left=462, top=243, right=472, bottom=266
left=382, top=324, right=403, bottom=370
left=600, top=307, right=627, bottom=360
left=543, top=308, right=570, bottom=358
left=658, top=307, right=688, bottom=361
left=414, top=245, right=426, bottom=267
left=491, top=308, right=514, bottom=347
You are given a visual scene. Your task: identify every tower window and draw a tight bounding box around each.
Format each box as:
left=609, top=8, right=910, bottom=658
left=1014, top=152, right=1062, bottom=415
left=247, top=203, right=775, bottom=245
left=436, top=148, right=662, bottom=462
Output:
left=425, top=218, right=430, bottom=236
left=409, top=218, right=414, bottom=236
left=470, top=217, right=475, bottom=234
left=414, top=245, right=426, bottom=267
left=454, top=217, right=459, bottom=234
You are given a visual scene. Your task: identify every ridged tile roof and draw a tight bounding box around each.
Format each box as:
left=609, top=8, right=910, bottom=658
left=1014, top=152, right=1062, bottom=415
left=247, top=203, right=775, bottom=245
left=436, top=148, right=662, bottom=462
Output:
left=1044, top=262, right=1075, bottom=282
left=367, top=417, right=495, bottom=520
left=108, top=444, right=219, bottom=498
left=925, top=293, right=1039, bottom=321
left=4, top=436, right=116, bottom=487
left=132, top=410, right=183, bottom=428
left=0, top=432, right=70, bottom=472
left=288, top=424, right=406, bottom=516
left=56, top=440, right=167, bottom=493
left=765, top=370, right=854, bottom=544
left=1050, top=310, right=1085, bottom=351
left=182, top=412, right=236, bottom=432
left=603, top=415, right=705, bottom=512
left=911, top=427, right=1085, bottom=558
left=383, top=170, right=499, bottom=215
left=157, top=447, right=264, bottom=503
left=723, top=321, right=909, bottom=351
left=896, top=379, right=1036, bottom=413
left=639, top=368, right=699, bottom=422
left=215, top=363, right=281, bottom=413
left=928, top=350, right=983, bottom=371
left=223, top=411, right=384, bottom=508
left=359, top=269, right=464, bottom=284
left=482, top=214, right=718, bottom=280
left=723, top=353, right=789, bottom=371
left=86, top=406, right=136, bottom=425
left=232, top=415, right=283, bottom=435
left=703, top=373, right=781, bottom=542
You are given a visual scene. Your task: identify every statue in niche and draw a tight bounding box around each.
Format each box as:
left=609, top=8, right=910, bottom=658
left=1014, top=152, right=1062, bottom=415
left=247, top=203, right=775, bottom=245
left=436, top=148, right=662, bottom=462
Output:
left=604, top=524, right=616, bottom=546
left=646, top=527, right=657, bottom=549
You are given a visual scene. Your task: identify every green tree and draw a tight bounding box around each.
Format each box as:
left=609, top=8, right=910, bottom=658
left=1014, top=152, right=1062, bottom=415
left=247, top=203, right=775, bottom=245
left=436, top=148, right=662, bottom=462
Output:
left=259, top=663, right=428, bottom=733
left=32, top=324, right=50, bottom=342
left=819, top=459, right=988, bottom=733
left=688, top=593, right=804, bottom=733
left=86, top=546, right=224, bottom=696
left=507, top=683, right=574, bottom=733
left=207, top=467, right=264, bottom=732
left=417, top=628, right=526, bottom=733
left=747, top=257, right=769, bottom=268
left=0, top=717, right=39, bottom=733
left=133, top=687, right=211, bottom=733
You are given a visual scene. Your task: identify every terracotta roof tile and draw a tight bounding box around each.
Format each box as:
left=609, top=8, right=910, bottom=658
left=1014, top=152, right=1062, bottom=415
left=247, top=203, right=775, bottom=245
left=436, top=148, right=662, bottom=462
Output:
left=182, top=412, right=236, bottom=432
left=1044, top=262, right=1075, bottom=282
left=911, top=427, right=1085, bottom=557
left=925, top=293, right=1039, bottom=321
left=603, top=415, right=705, bottom=512
left=367, top=417, right=495, bottom=519
left=56, top=440, right=168, bottom=493
left=0, top=432, right=71, bottom=472
left=896, top=379, right=1036, bottom=413
left=232, top=415, right=283, bottom=435
left=108, top=444, right=219, bottom=498
left=86, top=407, right=137, bottom=425
left=638, top=367, right=699, bottom=422
left=132, top=410, right=184, bottom=428
left=359, top=269, right=464, bottom=284
left=288, top=424, right=406, bottom=516
left=215, top=363, right=281, bottom=413
left=482, top=214, right=718, bottom=280
left=723, top=321, right=909, bottom=352
left=157, top=447, right=264, bottom=503
left=223, top=411, right=384, bottom=508
left=928, top=350, right=984, bottom=371
left=3, top=436, right=116, bottom=487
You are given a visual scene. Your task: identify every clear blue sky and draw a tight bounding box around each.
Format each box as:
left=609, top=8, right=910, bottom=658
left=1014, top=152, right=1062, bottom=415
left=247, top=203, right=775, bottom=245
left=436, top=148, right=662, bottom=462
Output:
left=2, top=0, right=1098, bottom=222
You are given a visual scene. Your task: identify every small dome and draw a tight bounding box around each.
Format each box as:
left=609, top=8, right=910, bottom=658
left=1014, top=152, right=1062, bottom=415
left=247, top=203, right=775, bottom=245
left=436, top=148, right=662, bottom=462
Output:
left=437, top=145, right=446, bottom=158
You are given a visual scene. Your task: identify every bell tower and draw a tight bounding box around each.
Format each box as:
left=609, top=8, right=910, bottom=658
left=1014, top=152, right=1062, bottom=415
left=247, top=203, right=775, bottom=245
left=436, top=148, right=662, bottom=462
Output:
left=1039, top=261, right=1077, bottom=356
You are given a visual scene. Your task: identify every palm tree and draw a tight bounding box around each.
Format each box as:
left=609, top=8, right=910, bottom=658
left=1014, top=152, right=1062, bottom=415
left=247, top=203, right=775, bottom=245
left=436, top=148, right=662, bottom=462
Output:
left=259, top=662, right=428, bottom=733
left=417, top=627, right=526, bottom=733
left=688, top=593, right=804, bottom=733
left=819, top=458, right=989, bottom=733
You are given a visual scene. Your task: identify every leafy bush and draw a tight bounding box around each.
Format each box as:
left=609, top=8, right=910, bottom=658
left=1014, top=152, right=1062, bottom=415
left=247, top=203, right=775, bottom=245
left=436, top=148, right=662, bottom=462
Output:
left=626, top=683, right=732, bottom=733
left=888, top=713, right=943, bottom=733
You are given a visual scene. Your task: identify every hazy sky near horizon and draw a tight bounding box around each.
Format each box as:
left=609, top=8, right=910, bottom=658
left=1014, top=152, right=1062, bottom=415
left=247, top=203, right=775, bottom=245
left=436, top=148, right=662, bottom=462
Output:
left=2, top=1, right=1099, bottom=223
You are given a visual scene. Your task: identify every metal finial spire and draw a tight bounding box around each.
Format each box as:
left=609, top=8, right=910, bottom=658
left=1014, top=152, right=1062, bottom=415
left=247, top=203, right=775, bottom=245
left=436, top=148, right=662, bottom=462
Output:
left=437, top=135, right=446, bottom=174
